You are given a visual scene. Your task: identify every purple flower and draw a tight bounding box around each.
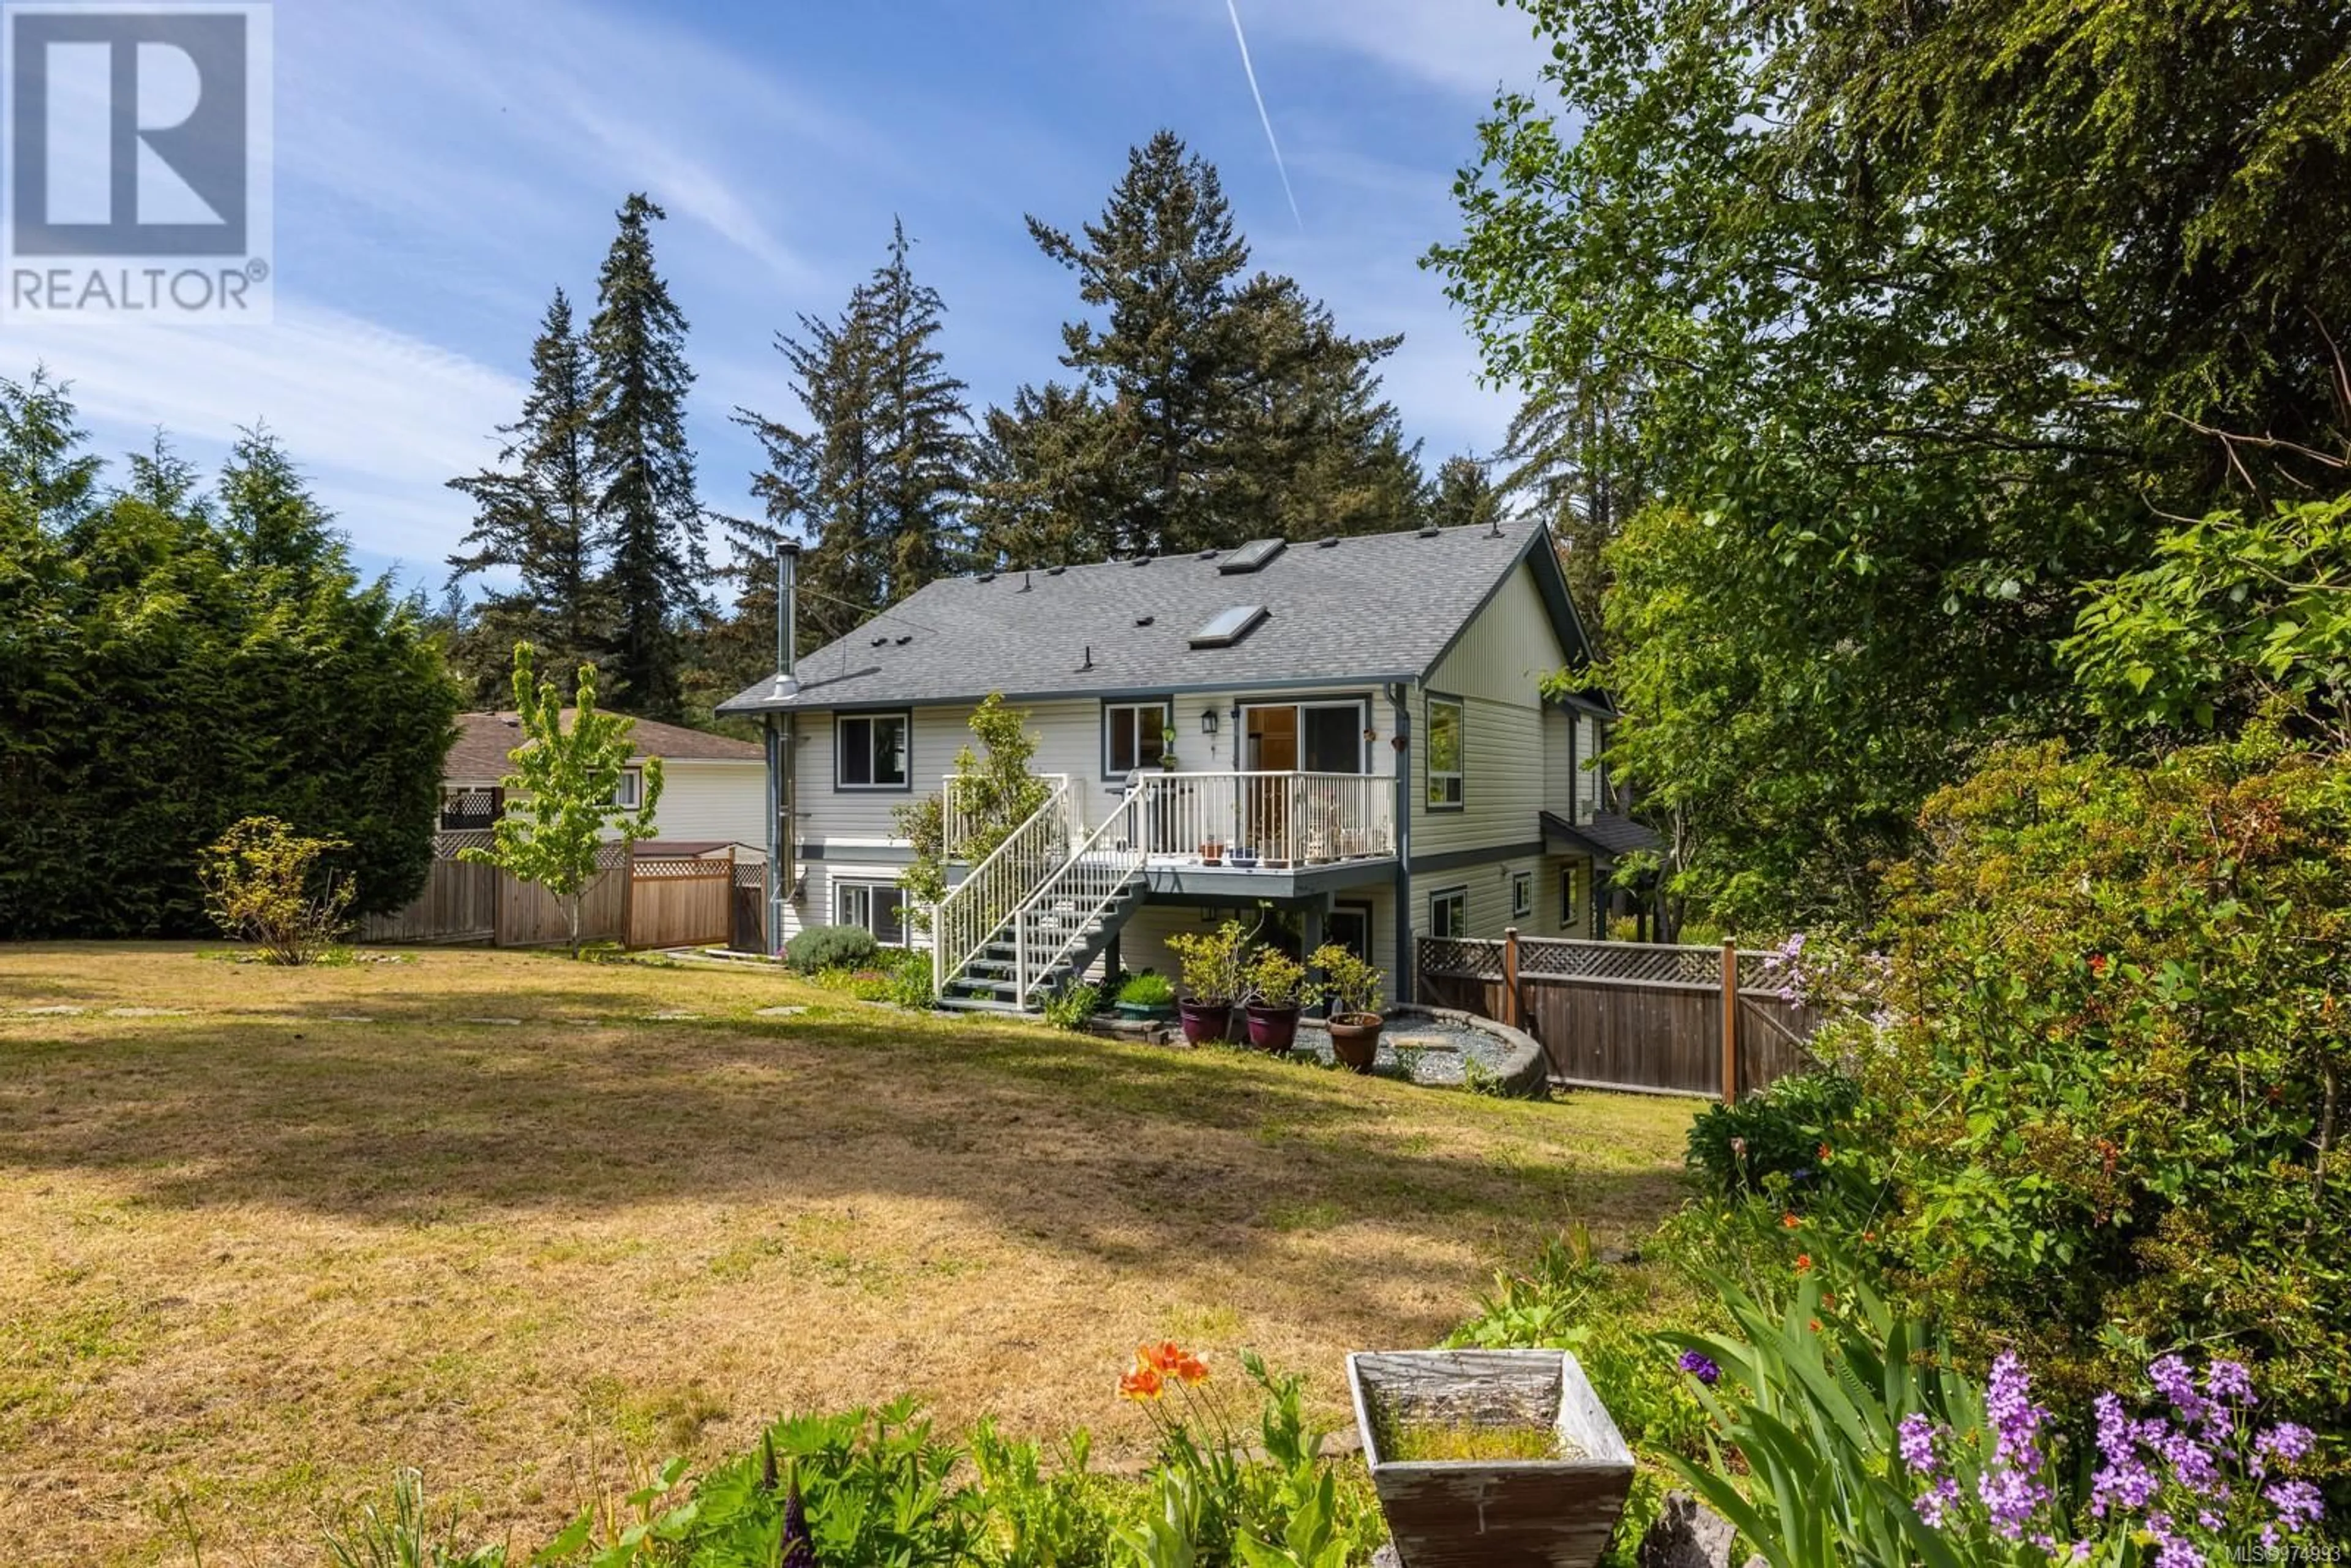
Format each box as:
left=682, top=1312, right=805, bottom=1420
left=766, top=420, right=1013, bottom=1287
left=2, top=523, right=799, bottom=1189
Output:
left=1677, top=1349, right=1722, bottom=1386
left=1984, top=1351, right=2049, bottom=1469
left=2255, top=1422, right=2314, bottom=1466
left=2267, top=1479, right=2324, bottom=1533
left=2205, top=1359, right=2255, bottom=1405
left=1897, top=1412, right=1940, bottom=1474
left=2149, top=1354, right=2210, bottom=1427
left=2146, top=1512, right=2203, bottom=1568
left=2158, top=1428, right=2222, bottom=1496
left=1914, top=1475, right=1960, bottom=1528
left=1978, top=1462, right=2050, bottom=1540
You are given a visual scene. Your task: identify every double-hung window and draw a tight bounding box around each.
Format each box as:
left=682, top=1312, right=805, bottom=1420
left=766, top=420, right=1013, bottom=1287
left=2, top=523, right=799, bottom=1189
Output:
left=1104, top=701, right=1169, bottom=775
left=1425, top=695, right=1464, bottom=809
left=1430, top=887, right=1468, bottom=939
left=1511, top=870, right=1534, bottom=920
left=612, top=768, right=643, bottom=809
left=837, top=712, right=910, bottom=790
left=834, top=880, right=907, bottom=945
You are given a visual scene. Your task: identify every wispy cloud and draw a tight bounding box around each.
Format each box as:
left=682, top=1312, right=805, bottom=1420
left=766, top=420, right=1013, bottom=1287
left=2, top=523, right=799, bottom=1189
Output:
left=1223, top=0, right=1302, bottom=230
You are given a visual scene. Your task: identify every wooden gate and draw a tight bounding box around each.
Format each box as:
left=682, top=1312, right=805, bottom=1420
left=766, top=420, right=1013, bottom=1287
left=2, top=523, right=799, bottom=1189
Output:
left=626, top=857, right=732, bottom=950
left=1417, top=935, right=1822, bottom=1100
left=729, top=858, right=768, bottom=953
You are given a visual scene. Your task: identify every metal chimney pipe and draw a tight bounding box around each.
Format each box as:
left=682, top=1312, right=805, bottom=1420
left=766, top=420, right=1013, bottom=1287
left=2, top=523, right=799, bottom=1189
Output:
left=771, top=538, right=801, bottom=699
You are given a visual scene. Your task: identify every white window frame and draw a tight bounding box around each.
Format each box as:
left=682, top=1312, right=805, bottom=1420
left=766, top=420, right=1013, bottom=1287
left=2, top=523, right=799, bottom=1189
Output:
left=1103, top=699, right=1171, bottom=778
left=1430, top=886, right=1469, bottom=939
left=1425, top=694, right=1464, bottom=810
left=1511, top=870, right=1534, bottom=920
left=612, top=767, right=643, bottom=809
left=833, top=879, right=907, bottom=946
left=836, top=711, right=912, bottom=791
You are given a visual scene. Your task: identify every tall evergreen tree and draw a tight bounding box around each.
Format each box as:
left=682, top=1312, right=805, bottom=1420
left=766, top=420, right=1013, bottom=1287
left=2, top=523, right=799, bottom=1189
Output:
left=983, top=131, right=1422, bottom=562
left=587, top=193, right=706, bottom=721
left=446, top=288, right=607, bottom=689
left=1425, top=454, right=1495, bottom=531
left=730, top=220, right=971, bottom=664
left=967, top=383, right=1119, bottom=572
left=1488, top=371, right=1651, bottom=637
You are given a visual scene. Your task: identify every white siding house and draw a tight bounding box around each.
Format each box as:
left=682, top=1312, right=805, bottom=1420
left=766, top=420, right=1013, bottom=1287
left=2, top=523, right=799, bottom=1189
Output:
left=718, top=519, right=1654, bottom=1010
left=441, top=711, right=766, bottom=852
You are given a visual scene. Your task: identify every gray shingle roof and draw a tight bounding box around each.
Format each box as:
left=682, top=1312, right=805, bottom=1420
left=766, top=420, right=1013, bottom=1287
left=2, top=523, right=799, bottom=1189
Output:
left=717, top=519, right=1583, bottom=714
left=445, top=710, right=759, bottom=781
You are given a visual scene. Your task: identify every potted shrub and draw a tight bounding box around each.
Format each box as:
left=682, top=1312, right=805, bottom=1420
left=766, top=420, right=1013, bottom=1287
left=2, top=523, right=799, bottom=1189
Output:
left=1113, top=970, right=1176, bottom=1022
left=1311, top=943, right=1384, bottom=1072
left=1348, top=1348, right=1634, bottom=1568
left=1242, top=948, right=1320, bottom=1054
left=1166, top=920, right=1251, bottom=1044
left=1158, top=726, right=1181, bottom=770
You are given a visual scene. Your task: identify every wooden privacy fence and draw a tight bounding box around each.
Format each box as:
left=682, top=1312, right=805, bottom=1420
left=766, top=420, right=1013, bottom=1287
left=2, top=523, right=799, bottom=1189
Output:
left=1417, top=934, right=1824, bottom=1101
left=363, top=839, right=758, bottom=950
left=627, top=857, right=732, bottom=950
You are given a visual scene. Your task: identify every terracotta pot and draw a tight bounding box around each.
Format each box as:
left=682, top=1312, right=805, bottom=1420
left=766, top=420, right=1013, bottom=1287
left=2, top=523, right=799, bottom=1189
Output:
left=1244, top=1001, right=1301, bottom=1052
left=1327, top=1012, right=1384, bottom=1073
left=1177, top=999, right=1232, bottom=1045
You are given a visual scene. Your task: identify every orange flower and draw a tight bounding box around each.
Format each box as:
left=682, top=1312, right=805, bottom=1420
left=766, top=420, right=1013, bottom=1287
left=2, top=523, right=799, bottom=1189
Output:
left=1808, top=1318, right=1822, bottom=1333
left=1794, top=1253, right=1813, bottom=1273
left=1138, top=1341, right=1185, bottom=1375
left=1173, top=1354, right=1210, bottom=1386
left=1817, top=1142, right=1832, bottom=1161
left=1782, top=1213, right=1801, bottom=1229
left=1862, top=1230, right=1877, bottom=1242
left=1119, top=1365, right=1164, bottom=1401
left=1821, top=1292, right=1838, bottom=1309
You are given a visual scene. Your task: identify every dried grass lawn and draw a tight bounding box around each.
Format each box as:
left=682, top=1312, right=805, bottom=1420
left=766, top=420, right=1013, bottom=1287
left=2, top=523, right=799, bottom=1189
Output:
left=0, top=942, right=1700, bottom=1566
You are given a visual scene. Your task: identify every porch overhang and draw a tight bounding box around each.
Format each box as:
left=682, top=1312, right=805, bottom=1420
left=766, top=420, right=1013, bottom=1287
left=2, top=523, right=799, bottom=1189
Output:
left=1539, top=810, right=1662, bottom=871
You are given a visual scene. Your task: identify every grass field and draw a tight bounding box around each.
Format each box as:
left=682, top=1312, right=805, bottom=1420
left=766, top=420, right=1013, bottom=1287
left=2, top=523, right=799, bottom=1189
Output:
left=0, top=943, right=1700, bottom=1566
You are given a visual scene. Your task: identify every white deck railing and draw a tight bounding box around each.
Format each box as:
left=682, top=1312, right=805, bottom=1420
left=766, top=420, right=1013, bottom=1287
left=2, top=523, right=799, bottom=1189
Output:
left=932, top=776, right=1073, bottom=996
left=1125, top=771, right=1394, bottom=868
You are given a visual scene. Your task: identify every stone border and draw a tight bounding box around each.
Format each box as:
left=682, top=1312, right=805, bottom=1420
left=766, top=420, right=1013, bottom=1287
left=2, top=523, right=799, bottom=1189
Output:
left=1088, top=1003, right=1548, bottom=1098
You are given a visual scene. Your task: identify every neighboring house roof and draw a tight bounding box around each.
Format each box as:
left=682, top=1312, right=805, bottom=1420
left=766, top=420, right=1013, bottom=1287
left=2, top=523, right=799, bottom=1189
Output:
left=716, top=517, right=1594, bottom=715
left=444, top=710, right=760, bottom=781
left=1541, top=809, right=1663, bottom=867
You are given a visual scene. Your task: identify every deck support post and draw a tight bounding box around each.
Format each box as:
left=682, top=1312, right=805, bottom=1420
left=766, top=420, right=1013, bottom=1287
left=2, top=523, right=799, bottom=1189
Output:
left=1719, top=939, right=1739, bottom=1106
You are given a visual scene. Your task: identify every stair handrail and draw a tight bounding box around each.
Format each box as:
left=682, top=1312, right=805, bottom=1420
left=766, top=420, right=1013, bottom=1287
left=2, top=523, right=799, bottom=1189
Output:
left=1010, top=784, right=1149, bottom=1005
left=932, top=776, right=1073, bottom=997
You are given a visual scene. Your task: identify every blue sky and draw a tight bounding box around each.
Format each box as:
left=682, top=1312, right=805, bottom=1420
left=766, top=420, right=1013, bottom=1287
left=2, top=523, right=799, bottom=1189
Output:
left=6, top=0, right=1543, bottom=590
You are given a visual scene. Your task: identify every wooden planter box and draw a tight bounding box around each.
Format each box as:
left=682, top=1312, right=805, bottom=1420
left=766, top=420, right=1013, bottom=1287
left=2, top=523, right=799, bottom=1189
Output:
left=1348, top=1349, right=1634, bottom=1568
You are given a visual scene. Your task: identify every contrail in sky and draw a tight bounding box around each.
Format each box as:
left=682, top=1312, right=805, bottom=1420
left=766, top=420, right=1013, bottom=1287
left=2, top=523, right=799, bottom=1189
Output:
left=1223, top=0, right=1302, bottom=229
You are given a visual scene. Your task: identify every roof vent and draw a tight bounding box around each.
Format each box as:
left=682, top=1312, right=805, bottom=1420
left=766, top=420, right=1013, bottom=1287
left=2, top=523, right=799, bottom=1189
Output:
left=1134, top=614, right=1155, bottom=627
left=894, top=634, right=913, bottom=645
left=1198, top=549, right=1220, bottom=560
left=1218, top=538, right=1287, bottom=574
left=977, top=571, right=997, bottom=583
left=1416, top=527, right=1441, bottom=539
left=1188, top=604, right=1268, bottom=649
left=1316, top=536, right=1340, bottom=549
left=1046, top=565, right=1067, bottom=576
left=871, top=636, right=889, bottom=647
left=1130, top=554, right=1151, bottom=567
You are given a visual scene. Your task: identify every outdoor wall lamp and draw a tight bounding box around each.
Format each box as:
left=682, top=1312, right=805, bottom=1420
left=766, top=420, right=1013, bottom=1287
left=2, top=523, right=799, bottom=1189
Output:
left=1200, top=708, right=1220, bottom=737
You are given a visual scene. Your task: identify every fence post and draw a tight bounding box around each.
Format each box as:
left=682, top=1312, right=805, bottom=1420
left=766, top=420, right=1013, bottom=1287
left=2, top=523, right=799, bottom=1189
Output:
left=1502, top=926, right=1521, bottom=1030
left=1719, top=939, right=1739, bottom=1106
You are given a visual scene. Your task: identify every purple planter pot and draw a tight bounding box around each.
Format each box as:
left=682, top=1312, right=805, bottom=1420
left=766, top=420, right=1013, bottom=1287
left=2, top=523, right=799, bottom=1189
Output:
left=1177, top=999, right=1233, bottom=1045
left=1245, top=1002, right=1302, bottom=1053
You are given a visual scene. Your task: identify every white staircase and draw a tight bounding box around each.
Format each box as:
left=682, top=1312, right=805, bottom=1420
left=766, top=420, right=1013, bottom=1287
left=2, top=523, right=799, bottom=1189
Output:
left=932, top=783, right=1149, bottom=1013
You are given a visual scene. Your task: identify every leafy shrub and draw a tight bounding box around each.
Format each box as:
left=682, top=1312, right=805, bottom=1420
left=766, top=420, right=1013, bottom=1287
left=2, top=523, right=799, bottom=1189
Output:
left=197, top=816, right=356, bottom=965
left=879, top=947, right=934, bottom=1008
left=1307, top=945, right=1381, bottom=1020
left=1041, top=981, right=1100, bottom=1031
left=1115, top=971, right=1176, bottom=1009
left=1812, top=725, right=2351, bottom=1422
left=1243, top=948, right=1318, bottom=1010
left=785, top=923, right=879, bottom=973
left=1166, top=920, right=1254, bottom=1003
left=1684, top=1070, right=1861, bottom=1197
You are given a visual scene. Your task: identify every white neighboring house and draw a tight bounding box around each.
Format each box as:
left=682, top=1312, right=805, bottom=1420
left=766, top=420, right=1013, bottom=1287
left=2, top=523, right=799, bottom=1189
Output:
left=439, top=710, right=767, bottom=853
left=715, top=517, right=1655, bottom=1010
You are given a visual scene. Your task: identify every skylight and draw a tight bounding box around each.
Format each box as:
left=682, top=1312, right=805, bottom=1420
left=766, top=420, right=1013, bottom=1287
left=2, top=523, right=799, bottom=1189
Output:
left=1188, top=605, right=1268, bottom=649
left=1217, top=538, right=1288, bottom=574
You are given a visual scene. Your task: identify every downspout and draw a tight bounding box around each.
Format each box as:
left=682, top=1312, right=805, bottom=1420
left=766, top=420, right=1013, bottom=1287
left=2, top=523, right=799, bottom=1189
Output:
left=1384, top=681, right=1414, bottom=1005
left=769, top=540, right=803, bottom=955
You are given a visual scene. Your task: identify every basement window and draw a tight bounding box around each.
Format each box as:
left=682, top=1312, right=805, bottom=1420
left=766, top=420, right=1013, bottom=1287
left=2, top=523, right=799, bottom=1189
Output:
left=1189, top=605, right=1268, bottom=648
left=834, top=880, right=907, bottom=946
